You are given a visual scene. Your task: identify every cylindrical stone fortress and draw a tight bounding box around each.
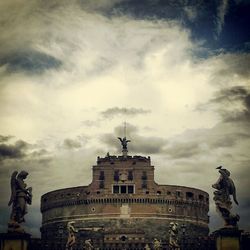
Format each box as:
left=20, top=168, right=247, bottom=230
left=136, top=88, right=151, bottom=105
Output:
left=40, top=155, right=209, bottom=250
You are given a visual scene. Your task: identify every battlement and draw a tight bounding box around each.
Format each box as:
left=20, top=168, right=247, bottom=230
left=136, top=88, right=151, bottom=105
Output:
left=97, top=155, right=151, bottom=165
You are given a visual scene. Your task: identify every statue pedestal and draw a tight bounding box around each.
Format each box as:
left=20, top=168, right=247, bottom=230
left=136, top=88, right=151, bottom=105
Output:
left=122, top=149, right=128, bottom=158
left=213, top=227, right=242, bottom=250
left=0, top=232, right=31, bottom=250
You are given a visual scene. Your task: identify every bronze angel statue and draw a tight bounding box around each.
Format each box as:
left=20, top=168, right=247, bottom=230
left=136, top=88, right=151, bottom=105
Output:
left=8, top=170, right=32, bottom=231
left=212, top=166, right=239, bottom=227
left=118, top=137, right=131, bottom=150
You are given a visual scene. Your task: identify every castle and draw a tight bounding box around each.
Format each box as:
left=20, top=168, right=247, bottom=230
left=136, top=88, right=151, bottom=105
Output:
left=40, top=138, right=209, bottom=249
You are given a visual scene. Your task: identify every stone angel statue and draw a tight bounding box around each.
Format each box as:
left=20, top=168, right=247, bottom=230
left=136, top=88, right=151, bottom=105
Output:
left=212, top=166, right=240, bottom=227
left=118, top=137, right=131, bottom=150
left=169, top=222, right=180, bottom=250
left=153, top=238, right=162, bottom=250
left=66, top=221, right=78, bottom=250
left=8, top=170, right=32, bottom=231
left=84, top=239, right=94, bottom=250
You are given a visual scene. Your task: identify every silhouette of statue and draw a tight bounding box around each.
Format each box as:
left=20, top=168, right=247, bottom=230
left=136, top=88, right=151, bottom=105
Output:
left=212, top=166, right=240, bottom=227
left=84, top=239, right=94, bottom=250
left=8, top=170, right=32, bottom=232
left=169, top=222, right=180, bottom=250
left=66, top=221, right=78, bottom=250
left=153, top=238, right=161, bottom=250
left=118, top=137, right=131, bottom=150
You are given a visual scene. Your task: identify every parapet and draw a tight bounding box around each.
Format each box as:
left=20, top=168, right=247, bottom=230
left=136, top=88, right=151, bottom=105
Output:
left=96, top=155, right=151, bottom=165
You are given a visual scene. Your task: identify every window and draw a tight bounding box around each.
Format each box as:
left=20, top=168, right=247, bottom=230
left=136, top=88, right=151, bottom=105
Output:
left=142, top=181, right=147, bottom=189
left=128, top=185, right=134, bottom=194
left=113, top=185, right=119, bottom=194
left=114, top=170, right=119, bottom=181
left=99, top=181, right=104, bottom=189
left=128, top=171, right=133, bottom=181
left=199, top=194, right=204, bottom=201
left=99, top=171, right=105, bottom=180
left=121, top=185, right=126, bottom=194
left=176, top=191, right=181, bottom=197
left=141, top=171, right=147, bottom=180
left=186, top=192, right=194, bottom=199
left=112, top=185, right=135, bottom=194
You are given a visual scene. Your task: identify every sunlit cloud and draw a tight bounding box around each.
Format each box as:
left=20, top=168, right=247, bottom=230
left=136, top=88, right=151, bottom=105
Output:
left=0, top=0, right=249, bottom=237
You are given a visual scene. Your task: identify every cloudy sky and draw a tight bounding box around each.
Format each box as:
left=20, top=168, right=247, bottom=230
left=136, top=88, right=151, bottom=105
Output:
left=0, top=0, right=250, bottom=237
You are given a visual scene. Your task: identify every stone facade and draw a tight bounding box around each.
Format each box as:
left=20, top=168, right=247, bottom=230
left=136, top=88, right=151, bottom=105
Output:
left=40, top=155, right=209, bottom=249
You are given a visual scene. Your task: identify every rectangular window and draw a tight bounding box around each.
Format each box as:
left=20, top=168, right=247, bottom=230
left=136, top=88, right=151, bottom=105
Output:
left=141, top=171, right=147, bottom=180
left=186, top=192, right=194, bottom=199
left=121, top=185, right=127, bottom=194
left=142, top=182, right=147, bottom=189
left=114, top=170, right=119, bottom=181
left=113, top=184, right=135, bottom=194
left=128, top=171, right=133, bottom=181
left=176, top=191, right=181, bottom=197
left=99, top=171, right=105, bottom=180
left=113, top=185, right=119, bottom=194
left=128, top=185, right=134, bottom=194
left=99, top=181, right=104, bottom=189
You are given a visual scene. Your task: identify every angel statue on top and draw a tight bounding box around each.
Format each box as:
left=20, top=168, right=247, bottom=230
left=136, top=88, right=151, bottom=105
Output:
left=118, top=137, right=131, bottom=150
left=8, top=170, right=32, bottom=232
left=212, top=166, right=240, bottom=227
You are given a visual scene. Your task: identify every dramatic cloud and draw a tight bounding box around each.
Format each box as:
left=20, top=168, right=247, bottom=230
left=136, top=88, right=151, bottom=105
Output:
left=0, top=140, right=29, bottom=160
left=101, top=107, right=151, bottom=119
left=0, top=50, right=62, bottom=74
left=0, top=0, right=249, bottom=237
left=198, top=85, right=250, bottom=123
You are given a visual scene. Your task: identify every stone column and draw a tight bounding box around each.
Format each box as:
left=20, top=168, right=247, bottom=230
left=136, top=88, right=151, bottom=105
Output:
left=213, top=228, right=242, bottom=250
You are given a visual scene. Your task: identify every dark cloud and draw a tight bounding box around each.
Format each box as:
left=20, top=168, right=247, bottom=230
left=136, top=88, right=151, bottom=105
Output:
left=165, top=141, right=202, bottom=159
left=211, top=86, right=250, bottom=123
left=197, top=84, right=250, bottom=124
left=63, top=138, right=82, bottom=149
left=101, top=107, right=150, bottom=119
left=213, top=54, right=250, bottom=80
left=0, top=135, right=13, bottom=143
left=211, top=136, right=238, bottom=148
left=0, top=140, right=29, bottom=160
left=0, top=50, right=62, bottom=74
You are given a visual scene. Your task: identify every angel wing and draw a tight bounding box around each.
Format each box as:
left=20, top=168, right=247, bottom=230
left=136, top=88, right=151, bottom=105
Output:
left=228, top=177, right=239, bottom=205
left=8, top=171, right=18, bottom=206
left=118, top=137, right=123, bottom=142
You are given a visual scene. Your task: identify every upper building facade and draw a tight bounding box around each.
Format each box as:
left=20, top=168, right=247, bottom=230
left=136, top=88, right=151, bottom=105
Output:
left=40, top=141, right=209, bottom=250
